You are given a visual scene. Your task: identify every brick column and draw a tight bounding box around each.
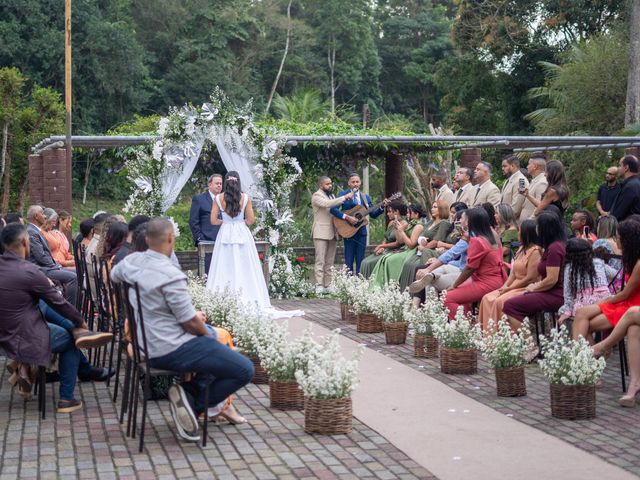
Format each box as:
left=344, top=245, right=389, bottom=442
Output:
left=28, top=153, right=44, bottom=206
left=460, top=148, right=481, bottom=174
left=625, top=147, right=640, bottom=159
left=40, top=148, right=72, bottom=213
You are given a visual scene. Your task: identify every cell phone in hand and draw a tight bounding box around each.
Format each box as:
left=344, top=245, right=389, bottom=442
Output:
left=583, top=226, right=590, bottom=238
left=518, top=178, right=526, bottom=193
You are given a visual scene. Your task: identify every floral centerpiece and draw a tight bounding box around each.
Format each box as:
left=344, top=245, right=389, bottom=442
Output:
left=331, top=266, right=355, bottom=321
left=186, top=272, right=244, bottom=332
left=406, top=289, right=448, bottom=358
left=433, top=307, right=482, bottom=374
left=231, top=312, right=271, bottom=384
left=295, top=329, right=364, bottom=434
left=371, top=282, right=412, bottom=344
left=538, top=325, right=606, bottom=419
left=480, top=318, right=534, bottom=396
left=350, top=280, right=384, bottom=333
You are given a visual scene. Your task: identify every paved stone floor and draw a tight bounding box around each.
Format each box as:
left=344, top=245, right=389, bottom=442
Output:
left=275, top=298, right=640, bottom=478
left=0, top=338, right=435, bottom=479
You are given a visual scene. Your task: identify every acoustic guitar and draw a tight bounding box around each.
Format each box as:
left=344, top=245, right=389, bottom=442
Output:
left=333, top=192, right=402, bottom=239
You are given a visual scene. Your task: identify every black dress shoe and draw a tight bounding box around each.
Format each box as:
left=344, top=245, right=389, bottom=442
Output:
left=79, top=367, right=115, bottom=382
left=57, top=399, right=82, bottom=413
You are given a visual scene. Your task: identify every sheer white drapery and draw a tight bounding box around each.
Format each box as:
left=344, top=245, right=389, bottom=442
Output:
left=158, top=135, right=205, bottom=213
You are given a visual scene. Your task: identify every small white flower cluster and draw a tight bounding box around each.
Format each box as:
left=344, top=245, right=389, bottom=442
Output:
left=405, top=288, right=448, bottom=336
left=257, top=325, right=320, bottom=382
left=349, top=278, right=377, bottom=315
left=268, top=254, right=314, bottom=300
left=295, top=329, right=364, bottom=400
left=186, top=272, right=244, bottom=332
left=538, top=325, right=606, bottom=385
left=480, top=317, right=535, bottom=369
left=330, top=266, right=359, bottom=304
left=370, top=281, right=412, bottom=324
left=433, top=307, right=482, bottom=349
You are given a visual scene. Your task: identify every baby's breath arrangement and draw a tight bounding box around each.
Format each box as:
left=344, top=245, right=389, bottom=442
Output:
left=371, top=282, right=412, bottom=323
left=257, top=325, right=320, bottom=382
left=480, top=317, right=535, bottom=369
left=433, top=307, right=481, bottom=349
left=350, top=278, right=378, bottom=315
left=330, top=266, right=354, bottom=304
left=186, top=272, right=244, bottom=331
left=538, top=325, right=606, bottom=385
left=406, top=288, right=448, bottom=336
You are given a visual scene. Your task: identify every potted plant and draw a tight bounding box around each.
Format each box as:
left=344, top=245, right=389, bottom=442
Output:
left=331, top=266, right=355, bottom=322
left=295, top=330, right=364, bottom=435
left=233, top=313, right=270, bottom=384
left=480, top=318, right=534, bottom=397
left=539, top=326, right=605, bottom=420
left=407, top=289, right=448, bottom=358
left=433, top=307, right=482, bottom=374
left=351, top=281, right=383, bottom=333
left=373, top=282, right=412, bottom=344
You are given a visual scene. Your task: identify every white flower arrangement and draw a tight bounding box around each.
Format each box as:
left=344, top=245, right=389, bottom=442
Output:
left=295, top=329, right=364, bottom=400
left=258, top=325, right=321, bottom=382
left=538, top=325, right=606, bottom=385
left=405, top=288, right=448, bottom=336
left=186, top=273, right=244, bottom=331
left=433, top=307, right=481, bottom=350
left=330, top=266, right=357, bottom=304
left=350, top=278, right=378, bottom=315
left=371, top=281, right=412, bottom=323
left=480, top=317, right=535, bottom=369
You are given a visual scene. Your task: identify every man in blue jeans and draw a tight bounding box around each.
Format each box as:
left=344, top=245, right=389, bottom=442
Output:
left=111, top=218, right=253, bottom=442
left=0, top=224, right=113, bottom=413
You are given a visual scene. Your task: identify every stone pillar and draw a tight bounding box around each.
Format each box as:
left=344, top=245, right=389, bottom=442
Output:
left=28, top=153, right=44, bottom=206
left=39, top=148, right=72, bottom=213
left=625, top=147, right=640, bottom=159
left=385, top=149, right=405, bottom=200
left=460, top=148, right=481, bottom=171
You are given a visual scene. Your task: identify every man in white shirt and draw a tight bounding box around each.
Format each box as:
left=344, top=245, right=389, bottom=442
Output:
left=453, top=167, right=475, bottom=207
left=471, top=161, right=501, bottom=208
left=432, top=170, right=455, bottom=207
left=500, top=155, right=528, bottom=221
left=519, top=156, right=548, bottom=223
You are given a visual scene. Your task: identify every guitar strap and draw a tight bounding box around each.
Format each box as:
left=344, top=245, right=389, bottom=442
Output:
left=361, top=192, right=369, bottom=209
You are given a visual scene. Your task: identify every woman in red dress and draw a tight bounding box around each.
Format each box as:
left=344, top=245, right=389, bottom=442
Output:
left=572, top=219, right=640, bottom=343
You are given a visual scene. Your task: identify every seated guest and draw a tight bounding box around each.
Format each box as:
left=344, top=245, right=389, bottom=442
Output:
left=429, top=202, right=468, bottom=252
left=360, top=200, right=407, bottom=279
left=572, top=219, right=640, bottom=343
left=594, top=215, right=621, bottom=269
left=111, top=218, right=253, bottom=441
left=557, top=238, right=611, bottom=326
left=76, top=218, right=95, bottom=249
left=495, top=203, right=519, bottom=264
left=0, top=224, right=113, bottom=412
left=528, top=159, right=570, bottom=218
left=481, top=202, right=498, bottom=229
left=478, top=220, right=541, bottom=333
left=443, top=207, right=507, bottom=319
left=4, top=212, right=24, bottom=225
left=503, top=213, right=567, bottom=330
left=41, top=208, right=74, bottom=268
left=369, top=203, right=425, bottom=288
left=85, top=213, right=111, bottom=295
left=398, top=201, right=449, bottom=291
left=570, top=209, right=597, bottom=243
left=112, top=215, right=151, bottom=266
left=57, top=210, right=73, bottom=252
left=101, top=222, right=128, bottom=267
left=26, top=205, right=78, bottom=305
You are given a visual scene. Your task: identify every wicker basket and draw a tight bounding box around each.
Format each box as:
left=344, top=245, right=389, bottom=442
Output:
left=269, top=379, right=304, bottom=410
left=414, top=335, right=438, bottom=358
left=357, top=312, right=383, bottom=333
left=495, top=366, right=527, bottom=397
left=304, top=397, right=352, bottom=435
left=439, top=347, right=478, bottom=374
left=383, top=322, right=408, bottom=344
left=340, top=302, right=348, bottom=322
left=249, top=355, right=269, bottom=384
left=345, top=306, right=358, bottom=324
left=550, top=383, right=596, bottom=420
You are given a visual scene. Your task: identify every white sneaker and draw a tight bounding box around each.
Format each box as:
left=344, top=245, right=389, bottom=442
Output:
left=168, top=385, right=200, bottom=442
left=315, top=286, right=326, bottom=295
left=324, top=286, right=336, bottom=295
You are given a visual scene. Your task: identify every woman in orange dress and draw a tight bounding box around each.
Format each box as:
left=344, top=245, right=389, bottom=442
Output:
left=42, top=208, right=74, bottom=268
left=478, top=220, right=541, bottom=333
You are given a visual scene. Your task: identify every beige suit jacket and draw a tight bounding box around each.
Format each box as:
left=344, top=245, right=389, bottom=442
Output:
left=454, top=182, right=475, bottom=207
left=519, top=173, right=548, bottom=223
left=471, top=180, right=501, bottom=208
left=435, top=184, right=455, bottom=207
left=312, top=189, right=346, bottom=240
left=501, top=170, right=528, bottom=219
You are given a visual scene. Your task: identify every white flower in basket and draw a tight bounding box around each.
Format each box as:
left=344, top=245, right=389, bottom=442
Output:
left=295, top=329, right=364, bottom=400
left=433, top=307, right=481, bottom=350
left=371, top=282, right=412, bottom=323
left=480, top=317, right=535, bottom=369
left=538, top=325, right=606, bottom=385
left=351, top=281, right=378, bottom=315
left=330, top=266, right=356, bottom=304
left=406, top=288, right=448, bottom=336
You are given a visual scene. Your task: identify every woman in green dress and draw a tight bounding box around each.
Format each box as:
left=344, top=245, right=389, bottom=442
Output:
left=369, top=203, right=426, bottom=288
left=360, top=200, right=408, bottom=278
left=398, top=200, right=458, bottom=291
left=495, top=203, right=519, bottom=265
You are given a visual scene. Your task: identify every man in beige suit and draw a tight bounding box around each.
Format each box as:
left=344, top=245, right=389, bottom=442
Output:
left=432, top=170, right=455, bottom=207
left=519, top=156, right=548, bottom=223
left=500, top=155, right=528, bottom=221
left=453, top=167, right=475, bottom=207
left=471, top=161, right=501, bottom=208
left=312, top=176, right=353, bottom=294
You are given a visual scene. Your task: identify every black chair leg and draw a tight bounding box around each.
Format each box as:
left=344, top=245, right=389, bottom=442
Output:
left=126, top=372, right=137, bottom=436
left=202, top=381, right=210, bottom=447
left=620, top=340, right=628, bottom=392
left=139, top=377, right=150, bottom=453
left=131, top=375, right=140, bottom=439
left=113, top=342, right=124, bottom=403
left=38, top=367, right=46, bottom=420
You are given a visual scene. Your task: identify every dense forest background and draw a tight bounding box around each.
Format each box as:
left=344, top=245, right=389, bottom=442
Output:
left=1, top=0, right=639, bottom=247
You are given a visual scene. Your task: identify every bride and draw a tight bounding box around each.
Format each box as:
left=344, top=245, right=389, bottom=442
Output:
left=205, top=171, right=303, bottom=318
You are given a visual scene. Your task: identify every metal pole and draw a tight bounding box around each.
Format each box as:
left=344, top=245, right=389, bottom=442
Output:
left=362, top=104, right=370, bottom=246
left=64, top=0, right=72, bottom=214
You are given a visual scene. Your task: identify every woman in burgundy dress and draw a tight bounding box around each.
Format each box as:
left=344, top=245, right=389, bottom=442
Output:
left=443, top=207, right=506, bottom=320
left=503, top=212, right=567, bottom=330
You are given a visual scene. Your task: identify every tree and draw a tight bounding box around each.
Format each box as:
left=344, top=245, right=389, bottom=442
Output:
left=271, top=88, right=330, bottom=122
left=626, top=0, right=640, bottom=126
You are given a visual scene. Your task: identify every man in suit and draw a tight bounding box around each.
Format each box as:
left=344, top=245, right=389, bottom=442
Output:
left=500, top=155, right=528, bottom=221
left=189, top=174, right=223, bottom=273
left=311, top=176, right=353, bottom=293
left=432, top=170, right=455, bottom=207
left=519, top=156, right=548, bottom=223
left=471, top=161, right=501, bottom=208
left=26, top=205, right=78, bottom=305
left=330, top=173, right=386, bottom=275
left=453, top=167, right=475, bottom=207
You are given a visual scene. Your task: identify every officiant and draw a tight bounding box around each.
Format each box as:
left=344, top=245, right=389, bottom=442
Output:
left=189, top=174, right=223, bottom=272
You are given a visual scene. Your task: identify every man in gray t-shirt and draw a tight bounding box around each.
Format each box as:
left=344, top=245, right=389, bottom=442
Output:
left=111, top=218, right=253, bottom=443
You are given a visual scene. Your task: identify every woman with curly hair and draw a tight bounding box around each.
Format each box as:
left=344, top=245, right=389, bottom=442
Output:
left=572, top=219, right=640, bottom=343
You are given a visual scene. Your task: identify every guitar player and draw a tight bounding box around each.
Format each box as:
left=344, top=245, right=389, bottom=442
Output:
left=330, top=173, right=388, bottom=274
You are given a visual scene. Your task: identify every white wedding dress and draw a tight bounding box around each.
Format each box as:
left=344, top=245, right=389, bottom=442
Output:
left=205, top=194, right=303, bottom=319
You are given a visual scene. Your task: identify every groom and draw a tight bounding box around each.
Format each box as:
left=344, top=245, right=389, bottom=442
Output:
left=189, top=174, right=223, bottom=273
left=331, top=173, right=386, bottom=275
